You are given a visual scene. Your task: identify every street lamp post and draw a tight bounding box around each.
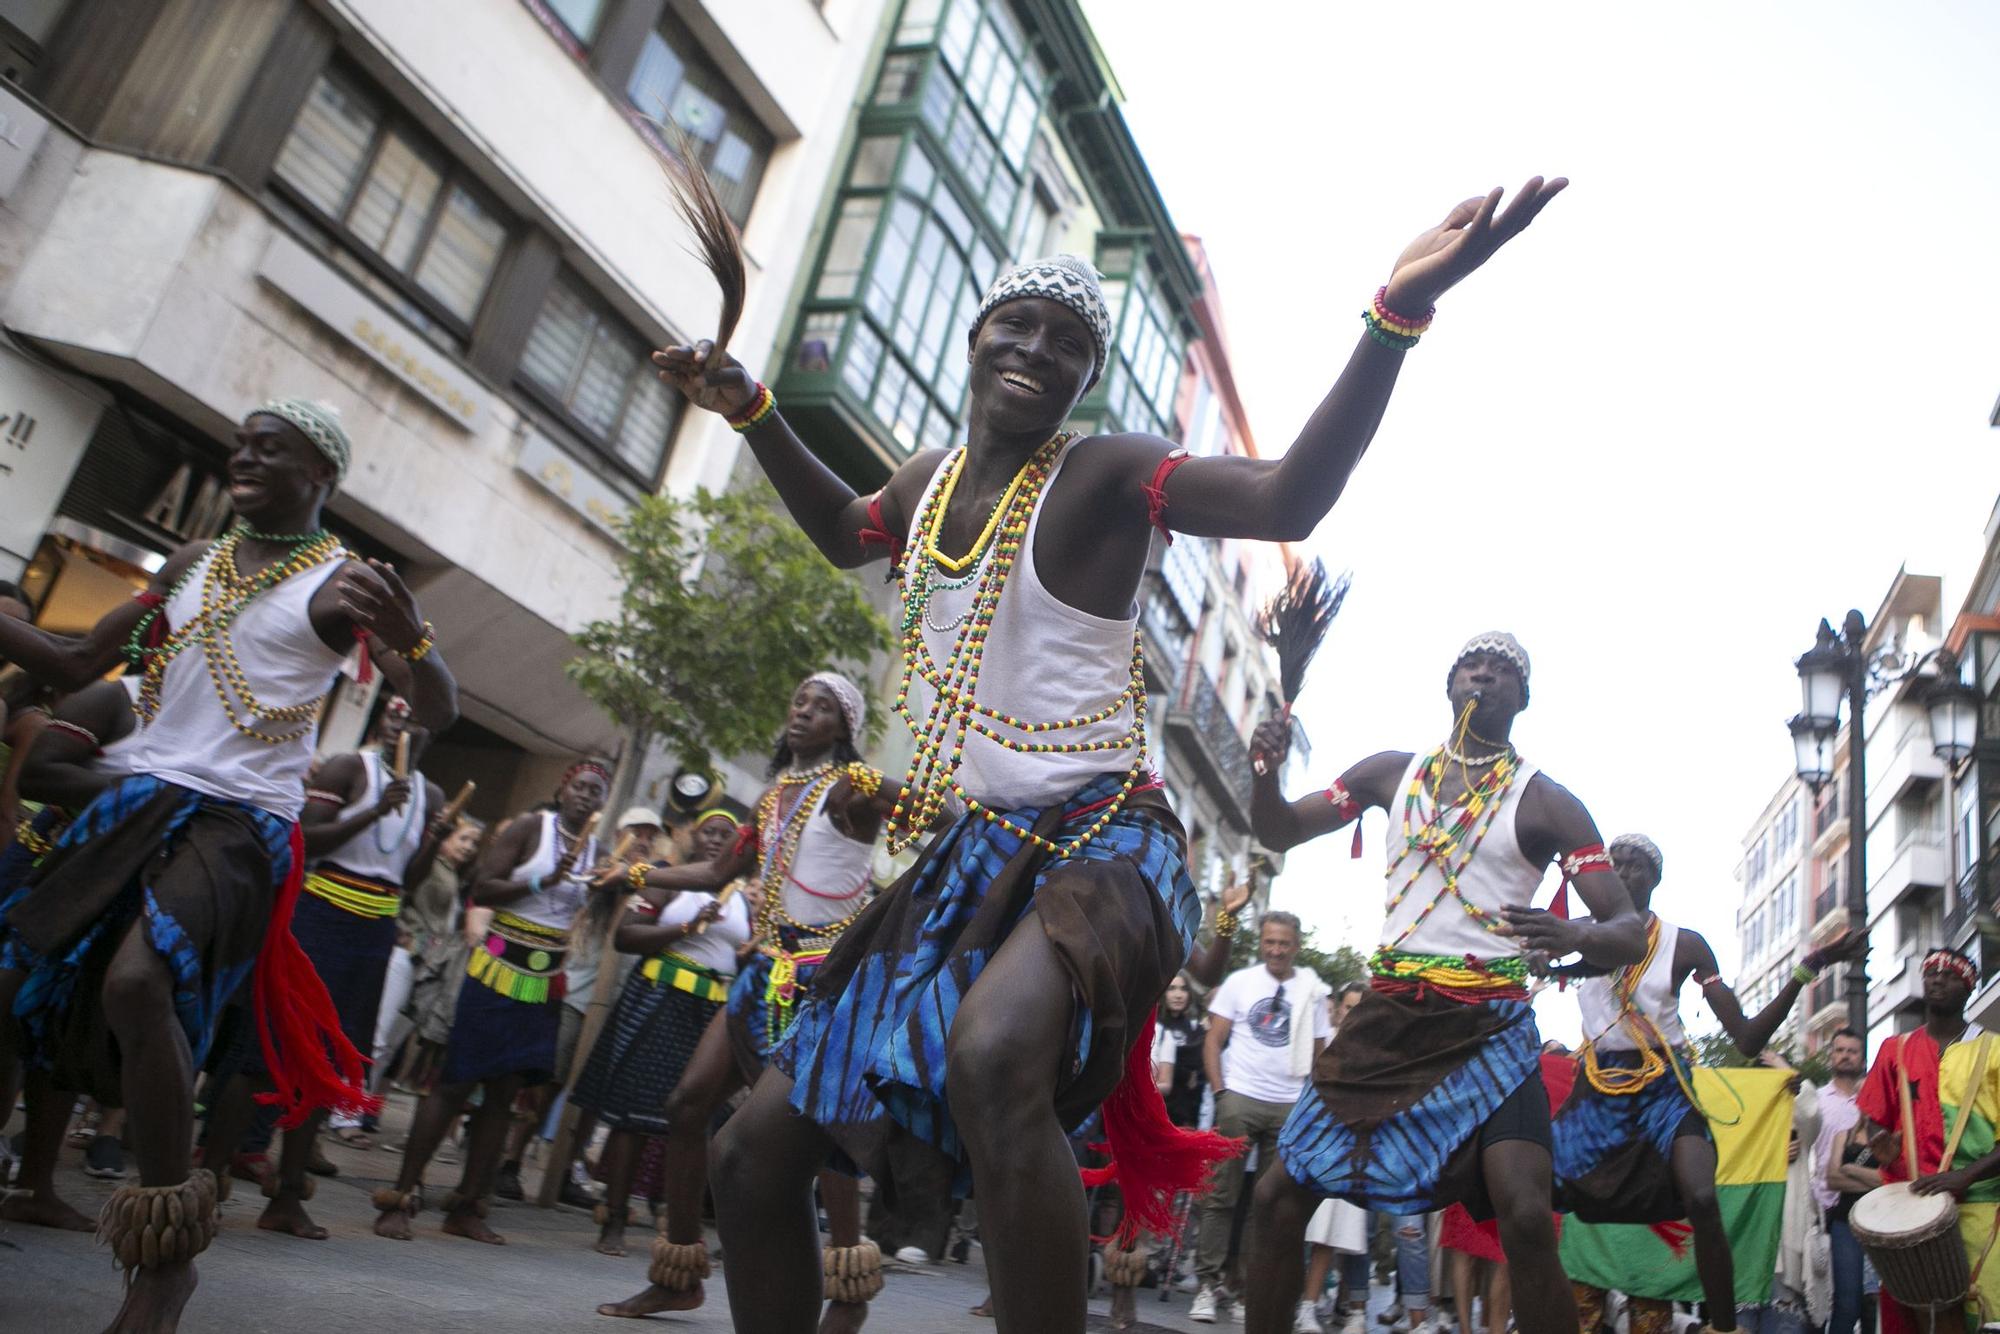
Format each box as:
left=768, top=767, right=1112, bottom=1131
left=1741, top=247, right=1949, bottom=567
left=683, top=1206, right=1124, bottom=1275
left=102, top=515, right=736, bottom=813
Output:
left=1789, top=613, right=1982, bottom=1038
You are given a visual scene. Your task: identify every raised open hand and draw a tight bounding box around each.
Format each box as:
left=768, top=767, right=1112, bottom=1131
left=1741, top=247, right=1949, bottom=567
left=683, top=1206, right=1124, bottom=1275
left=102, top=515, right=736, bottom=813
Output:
left=1383, top=177, right=1568, bottom=315
left=1220, top=880, right=1253, bottom=915
left=651, top=340, right=759, bottom=418
left=1805, top=928, right=1868, bottom=970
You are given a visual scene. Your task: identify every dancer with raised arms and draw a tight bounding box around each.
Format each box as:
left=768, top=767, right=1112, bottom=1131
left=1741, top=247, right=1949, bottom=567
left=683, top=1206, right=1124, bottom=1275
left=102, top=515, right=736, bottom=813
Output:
left=647, top=162, right=1568, bottom=1333
left=1238, top=634, right=1644, bottom=1334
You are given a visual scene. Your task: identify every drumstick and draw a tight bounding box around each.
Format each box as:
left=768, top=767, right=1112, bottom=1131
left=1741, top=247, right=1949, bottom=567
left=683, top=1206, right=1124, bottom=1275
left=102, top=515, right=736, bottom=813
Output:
left=393, top=733, right=411, bottom=779
left=593, top=831, right=637, bottom=887
left=437, top=780, right=476, bottom=826
left=692, top=879, right=740, bottom=935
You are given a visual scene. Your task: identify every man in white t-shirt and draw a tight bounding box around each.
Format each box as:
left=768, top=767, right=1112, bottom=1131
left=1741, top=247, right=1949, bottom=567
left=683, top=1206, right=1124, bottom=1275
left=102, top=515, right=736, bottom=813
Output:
left=1192, top=911, right=1333, bottom=1322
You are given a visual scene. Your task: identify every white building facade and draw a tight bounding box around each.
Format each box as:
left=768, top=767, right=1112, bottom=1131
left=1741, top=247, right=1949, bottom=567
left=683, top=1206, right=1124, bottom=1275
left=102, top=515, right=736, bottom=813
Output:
left=0, top=0, right=888, bottom=820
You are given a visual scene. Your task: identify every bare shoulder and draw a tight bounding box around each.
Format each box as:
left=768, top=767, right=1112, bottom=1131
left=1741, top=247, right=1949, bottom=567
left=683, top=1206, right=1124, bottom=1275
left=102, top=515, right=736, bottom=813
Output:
left=154, top=540, right=210, bottom=590
left=884, top=448, right=953, bottom=508
left=1064, top=430, right=1179, bottom=481
left=1522, top=771, right=1590, bottom=819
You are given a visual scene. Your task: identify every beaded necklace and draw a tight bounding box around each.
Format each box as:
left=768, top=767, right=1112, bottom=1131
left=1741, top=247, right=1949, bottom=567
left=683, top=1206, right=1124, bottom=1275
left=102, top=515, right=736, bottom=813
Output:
left=1379, top=746, right=1523, bottom=952
left=751, top=765, right=868, bottom=942
left=888, top=436, right=1150, bottom=859
left=126, top=525, right=345, bottom=741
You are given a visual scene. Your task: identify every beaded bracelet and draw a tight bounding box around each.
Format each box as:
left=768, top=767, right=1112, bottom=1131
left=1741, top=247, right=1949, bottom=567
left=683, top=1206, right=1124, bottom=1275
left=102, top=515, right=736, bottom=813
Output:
left=845, top=763, right=883, bottom=799
left=1372, top=287, right=1435, bottom=336
left=1362, top=310, right=1421, bottom=351
left=627, top=862, right=654, bottom=891
left=727, top=382, right=777, bottom=433
left=1791, top=962, right=1820, bottom=985
left=398, top=621, right=438, bottom=662
left=1214, top=908, right=1240, bottom=938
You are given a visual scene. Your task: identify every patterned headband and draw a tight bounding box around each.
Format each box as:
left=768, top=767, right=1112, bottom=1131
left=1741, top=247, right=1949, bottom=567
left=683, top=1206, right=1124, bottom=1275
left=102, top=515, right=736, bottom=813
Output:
left=1924, top=949, right=1976, bottom=987
left=804, top=671, right=866, bottom=740
left=561, top=759, right=613, bottom=792
left=253, top=398, right=351, bottom=481
left=1449, top=631, right=1531, bottom=701
left=693, top=809, right=740, bottom=832
left=1610, top=833, right=1663, bottom=878
left=972, top=255, right=1112, bottom=382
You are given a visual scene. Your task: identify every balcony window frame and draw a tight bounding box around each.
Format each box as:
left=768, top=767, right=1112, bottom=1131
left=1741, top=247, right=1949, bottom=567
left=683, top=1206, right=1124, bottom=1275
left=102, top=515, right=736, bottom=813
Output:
left=267, top=61, right=515, bottom=348
left=513, top=268, right=684, bottom=489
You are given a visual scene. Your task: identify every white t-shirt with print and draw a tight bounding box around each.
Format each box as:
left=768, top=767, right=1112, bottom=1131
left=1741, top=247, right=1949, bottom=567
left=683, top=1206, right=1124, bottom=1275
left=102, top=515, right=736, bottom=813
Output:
left=1209, top=964, right=1333, bottom=1104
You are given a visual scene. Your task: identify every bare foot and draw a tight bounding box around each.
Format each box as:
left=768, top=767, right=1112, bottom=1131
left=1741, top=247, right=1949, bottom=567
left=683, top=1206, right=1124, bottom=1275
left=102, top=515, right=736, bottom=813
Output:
left=104, top=1259, right=198, bottom=1333
left=256, top=1192, right=328, bottom=1241
left=596, top=1282, right=706, bottom=1318
left=971, top=1296, right=994, bottom=1318
left=441, top=1209, right=505, bottom=1245
left=373, top=1209, right=413, bottom=1241
left=818, top=1298, right=869, bottom=1334
left=1110, top=1286, right=1137, bottom=1331
left=595, top=1221, right=628, bottom=1257
left=0, top=1189, right=94, bottom=1232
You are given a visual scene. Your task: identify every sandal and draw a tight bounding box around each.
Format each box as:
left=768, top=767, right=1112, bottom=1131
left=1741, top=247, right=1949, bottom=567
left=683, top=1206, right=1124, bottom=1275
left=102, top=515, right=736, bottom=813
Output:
left=331, top=1126, right=375, bottom=1150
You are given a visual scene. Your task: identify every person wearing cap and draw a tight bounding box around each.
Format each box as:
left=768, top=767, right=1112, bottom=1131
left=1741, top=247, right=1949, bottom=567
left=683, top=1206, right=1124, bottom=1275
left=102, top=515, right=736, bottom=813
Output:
left=656, top=170, right=1570, bottom=1334
left=0, top=399, right=456, bottom=1332
left=1856, top=947, right=1991, bottom=1334
left=1543, top=832, right=1862, bottom=1334
left=371, top=758, right=610, bottom=1244
left=1240, top=633, right=1646, bottom=1334
left=595, top=672, right=886, bottom=1327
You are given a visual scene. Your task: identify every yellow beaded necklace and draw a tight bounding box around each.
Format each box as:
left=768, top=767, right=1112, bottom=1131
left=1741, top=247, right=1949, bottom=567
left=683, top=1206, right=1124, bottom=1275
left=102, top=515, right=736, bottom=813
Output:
left=888, top=436, right=1151, bottom=858
left=135, top=527, right=347, bottom=743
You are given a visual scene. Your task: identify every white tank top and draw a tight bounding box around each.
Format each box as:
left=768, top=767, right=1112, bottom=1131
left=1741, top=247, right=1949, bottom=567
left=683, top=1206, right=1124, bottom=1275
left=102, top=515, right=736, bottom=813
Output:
left=1578, top=915, right=1689, bottom=1051
left=645, top=888, right=753, bottom=975
left=766, top=779, right=874, bottom=929
left=1377, top=750, right=1546, bottom=962
left=506, top=809, right=603, bottom=933
left=903, top=439, right=1142, bottom=808
left=117, top=544, right=349, bottom=821
left=91, top=677, right=145, bottom=778
left=319, top=749, right=430, bottom=886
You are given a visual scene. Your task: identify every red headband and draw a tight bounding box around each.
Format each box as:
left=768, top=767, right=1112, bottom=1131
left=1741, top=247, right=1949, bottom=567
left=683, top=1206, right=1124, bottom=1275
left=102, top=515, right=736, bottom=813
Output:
left=1924, top=951, right=1977, bottom=987
left=562, top=760, right=612, bottom=790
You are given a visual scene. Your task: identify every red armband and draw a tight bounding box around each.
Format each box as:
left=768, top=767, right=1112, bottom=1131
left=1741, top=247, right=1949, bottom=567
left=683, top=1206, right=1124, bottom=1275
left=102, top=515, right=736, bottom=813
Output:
left=1694, top=973, right=1725, bottom=990
left=305, top=788, right=347, bottom=807
left=1143, top=449, right=1193, bottom=544
left=1561, top=843, right=1613, bottom=878
left=1326, top=780, right=1366, bottom=859
left=858, top=491, right=905, bottom=564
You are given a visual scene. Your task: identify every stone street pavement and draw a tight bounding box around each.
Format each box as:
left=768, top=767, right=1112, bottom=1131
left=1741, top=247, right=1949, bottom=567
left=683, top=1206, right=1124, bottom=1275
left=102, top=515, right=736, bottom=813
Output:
left=2, top=1093, right=1221, bottom=1333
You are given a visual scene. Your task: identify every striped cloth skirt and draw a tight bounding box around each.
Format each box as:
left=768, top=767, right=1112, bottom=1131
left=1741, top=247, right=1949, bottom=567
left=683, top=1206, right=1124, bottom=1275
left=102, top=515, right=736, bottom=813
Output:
left=776, top=775, right=1196, bottom=1190
left=726, top=921, right=832, bottom=1081
left=573, top=955, right=728, bottom=1134
left=1552, top=1049, right=1707, bottom=1223
left=1277, top=987, right=1544, bottom=1217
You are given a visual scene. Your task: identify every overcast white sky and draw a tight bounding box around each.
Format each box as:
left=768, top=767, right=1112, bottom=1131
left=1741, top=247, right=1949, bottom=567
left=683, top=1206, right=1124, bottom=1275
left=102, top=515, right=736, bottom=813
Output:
left=1081, top=0, right=2000, bottom=1040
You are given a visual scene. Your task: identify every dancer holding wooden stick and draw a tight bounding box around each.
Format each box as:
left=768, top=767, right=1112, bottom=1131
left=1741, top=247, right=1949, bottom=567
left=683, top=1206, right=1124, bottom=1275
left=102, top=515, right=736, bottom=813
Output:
left=645, top=133, right=1569, bottom=1333
left=372, top=760, right=609, bottom=1244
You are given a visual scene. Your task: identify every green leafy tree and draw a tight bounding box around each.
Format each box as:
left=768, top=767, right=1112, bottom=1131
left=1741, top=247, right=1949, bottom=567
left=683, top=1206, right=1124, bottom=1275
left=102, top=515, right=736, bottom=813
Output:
left=1690, top=1029, right=1830, bottom=1087
left=567, top=484, right=893, bottom=775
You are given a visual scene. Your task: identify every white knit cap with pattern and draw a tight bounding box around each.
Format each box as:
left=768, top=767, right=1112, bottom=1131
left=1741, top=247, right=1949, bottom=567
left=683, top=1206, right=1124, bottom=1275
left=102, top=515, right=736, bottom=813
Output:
left=254, top=398, right=351, bottom=481
left=971, top=255, right=1113, bottom=382
left=804, top=671, right=866, bottom=741
left=1449, top=631, right=1531, bottom=701
left=1610, top=833, right=1663, bottom=878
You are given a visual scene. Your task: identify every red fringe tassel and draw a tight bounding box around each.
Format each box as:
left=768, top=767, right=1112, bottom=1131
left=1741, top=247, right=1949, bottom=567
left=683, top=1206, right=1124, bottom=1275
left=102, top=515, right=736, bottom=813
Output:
left=1079, top=1009, right=1244, bottom=1245
left=1650, top=1219, right=1694, bottom=1257
left=252, top=826, right=380, bottom=1128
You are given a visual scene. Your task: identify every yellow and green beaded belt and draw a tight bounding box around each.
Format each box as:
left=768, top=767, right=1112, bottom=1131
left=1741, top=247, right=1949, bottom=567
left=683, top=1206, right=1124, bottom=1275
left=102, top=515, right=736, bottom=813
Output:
left=640, top=953, right=730, bottom=1003
left=303, top=866, right=402, bottom=919
left=1368, top=949, right=1531, bottom=1002
left=466, top=911, right=570, bottom=1003
left=761, top=943, right=833, bottom=1048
